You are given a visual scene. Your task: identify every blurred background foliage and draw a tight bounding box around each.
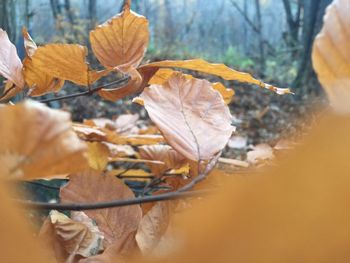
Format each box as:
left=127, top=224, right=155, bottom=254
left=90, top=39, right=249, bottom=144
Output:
left=0, top=0, right=332, bottom=96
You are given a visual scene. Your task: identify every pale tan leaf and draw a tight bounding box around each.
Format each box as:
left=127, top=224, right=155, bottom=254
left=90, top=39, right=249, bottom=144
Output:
left=86, top=142, right=110, bottom=171
left=90, top=8, right=149, bottom=69
left=0, top=29, right=24, bottom=89
left=39, top=210, right=104, bottom=261
left=0, top=100, right=88, bottom=179
left=22, top=27, right=37, bottom=57
left=110, top=157, right=165, bottom=166
left=139, top=145, right=187, bottom=177
left=312, top=0, right=350, bottom=112
left=140, top=72, right=234, bottom=161
left=139, top=59, right=291, bottom=94
left=60, top=171, right=142, bottom=254
left=103, top=143, right=136, bottom=157
left=136, top=202, right=173, bottom=254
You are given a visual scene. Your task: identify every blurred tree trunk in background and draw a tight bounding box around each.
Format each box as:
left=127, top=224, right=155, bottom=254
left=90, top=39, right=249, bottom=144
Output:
left=88, top=0, right=97, bottom=29
left=0, top=0, right=16, bottom=42
left=254, top=0, right=265, bottom=76
left=293, top=0, right=332, bottom=94
left=282, top=0, right=302, bottom=52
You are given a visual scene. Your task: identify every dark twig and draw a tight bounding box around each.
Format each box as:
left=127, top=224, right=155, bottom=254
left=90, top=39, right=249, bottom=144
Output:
left=24, top=181, right=61, bottom=191
left=39, top=76, right=130, bottom=103
left=16, top=189, right=214, bottom=211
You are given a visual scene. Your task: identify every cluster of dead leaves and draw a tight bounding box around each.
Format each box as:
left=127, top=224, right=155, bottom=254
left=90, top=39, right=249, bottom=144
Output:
left=0, top=1, right=296, bottom=263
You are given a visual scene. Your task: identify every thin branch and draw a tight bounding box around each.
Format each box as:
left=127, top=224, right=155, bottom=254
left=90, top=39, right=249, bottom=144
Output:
left=39, top=76, right=130, bottom=103
left=24, top=181, right=61, bottom=191
left=16, top=189, right=214, bottom=211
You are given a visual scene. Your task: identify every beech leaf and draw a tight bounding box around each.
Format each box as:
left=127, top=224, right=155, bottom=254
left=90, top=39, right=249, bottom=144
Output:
left=60, top=171, right=142, bottom=254
left=86, top=142, right=110, bottom=171
left=0, top=100, right=88, bottom=179
left=90, top=8, right=149, bottom=70
left=139, top=59, right=291, bottom=95
left=140, top=72, right=234, bottom=161
left=312, top=0, right=350, bottom=112
left=0, top=29, right=25, bottom=89
left=39, top=210, right=104, bottom=261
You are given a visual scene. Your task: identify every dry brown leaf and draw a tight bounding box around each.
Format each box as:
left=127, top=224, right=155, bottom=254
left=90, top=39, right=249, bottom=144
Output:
left=0, top=101, right=88, bottom=179
left=136, top=202, right=173, bottom=254
left=139, top=145, right=187, bottom=177
left=60, top=171, right=142, bottom=255
left=140, top=72, right=234, bottom=161
left=107, top=169, right=151, bottom=178
left=0, top=80, right=22, bottom=101
left=312, top=0, right=350, bottom=112
left=0, top=29, right=24, bottom=89
left=110, top=157, right=165, bottom=166
left=90, top=8, right=149, bottom=70
left=121, top=134, right=165, bottom=145
left=86, top=142, right=110, bottom=171
left=98, top=67, right=143, bottom=101
left=139, top=59, right=291, bottom=95
left=39, top=210, right=104, bottom=261
left=86, top=114, right=139, bottom=134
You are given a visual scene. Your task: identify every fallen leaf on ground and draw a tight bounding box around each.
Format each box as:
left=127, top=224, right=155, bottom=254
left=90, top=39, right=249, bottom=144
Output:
left=246, top=144, right=274, bottom=164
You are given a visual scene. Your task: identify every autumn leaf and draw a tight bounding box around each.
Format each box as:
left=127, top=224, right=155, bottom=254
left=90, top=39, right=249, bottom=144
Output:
left=147, top=68, right=235, bottom=104
left=0, top=100, right=88, bottom=179
left=139, top=59, right=291, bottom=95
left=140, top=72, right=234, bottom=161
left=139, top=145, right=187, bottom=177
left=39, top=210, right=104, bottom=262
left=0, top=29, right=24, bottom=101
left=90, top=8, right=149, bottom=70
left=22, top=27, right=37, bottom=57
left=136, top=201, right=174, bottom=254
left=60, top=171, right=142, bottom=255
left=31, top=44, right=109, bottom=86
left=312, top=0, right=350, bottom=112
left=86, top=142, right=110, bottom=171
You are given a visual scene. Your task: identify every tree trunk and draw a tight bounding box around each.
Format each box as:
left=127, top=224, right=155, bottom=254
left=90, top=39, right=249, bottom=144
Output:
left=88, top=0, right=97, bottom=30
left=254, top=0, right=265, bottom=76
left=293, top=0, right=332, bottom=94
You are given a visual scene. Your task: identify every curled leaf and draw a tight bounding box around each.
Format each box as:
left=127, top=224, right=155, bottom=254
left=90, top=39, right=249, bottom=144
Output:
left=0, top=100, right=88, bottom=179
left=22, top=27, right=37, bottom=57
left=140, top=72, right=234, bottom=161
left=312, top=0, right=350, bottom=112
left=139, top=59, right=290, bottom=94
left=0, top=29, right=24, bottom=89
left=39, top=210, right=104, bottom=261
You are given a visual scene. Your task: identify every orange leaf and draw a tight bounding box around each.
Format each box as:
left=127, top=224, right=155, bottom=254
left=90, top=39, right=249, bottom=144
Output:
left=140, top=72, right=235, bottom=161
left=312, top=0, right=350, bottom=112
left=60, top=171, right=142, bottom=254
left=139, top=59, right=291, bottom=95
left=148, top=68, right=234, bottom=104
left=98, top=67, right=143, bottom=101
left=0, top=101, right=88, bottom=179
left=90, top=8, right=149, bottom=70
left=31, top=44, right=107, bottom=86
